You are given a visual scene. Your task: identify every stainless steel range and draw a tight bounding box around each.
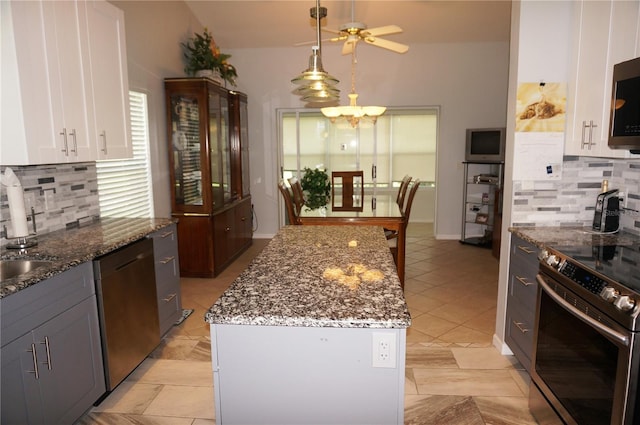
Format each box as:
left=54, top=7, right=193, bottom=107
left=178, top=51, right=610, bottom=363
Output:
left=531, top=240, right=640, bottom=425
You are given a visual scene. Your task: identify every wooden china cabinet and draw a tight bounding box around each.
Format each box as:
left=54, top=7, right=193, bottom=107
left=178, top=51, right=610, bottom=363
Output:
left=164, top=78, right=252, bottom=277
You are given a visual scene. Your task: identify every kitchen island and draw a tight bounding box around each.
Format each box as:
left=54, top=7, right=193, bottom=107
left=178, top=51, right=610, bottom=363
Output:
left=205, top=225, right=411, bottom=425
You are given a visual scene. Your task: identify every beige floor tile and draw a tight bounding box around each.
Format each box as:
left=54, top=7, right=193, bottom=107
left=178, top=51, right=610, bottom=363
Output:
left=144, top=385, right=215, bottom=419
left=405, top=346, right=458, bottom=369
left=451, top=347, right=519, bottom=369
left=129, top=359, right=213, bottom=387
left=413, top=369, right=524, bottom=397
left=474, top=395, right=539, bottom=424
left=90, top=382, right=162, bottom=414
left=409, top=312, right=459, bottom=338
left=437, top=324, right=494, bottom=345
left=404, top=394, right=485, bottom=425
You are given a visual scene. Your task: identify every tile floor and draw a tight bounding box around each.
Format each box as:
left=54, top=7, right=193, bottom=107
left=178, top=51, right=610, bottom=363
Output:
left=76, top=223, right=539, bottom=425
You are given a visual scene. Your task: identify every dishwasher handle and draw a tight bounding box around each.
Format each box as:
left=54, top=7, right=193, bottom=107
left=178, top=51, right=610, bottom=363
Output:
left=94, top=238, right=155, bottom=278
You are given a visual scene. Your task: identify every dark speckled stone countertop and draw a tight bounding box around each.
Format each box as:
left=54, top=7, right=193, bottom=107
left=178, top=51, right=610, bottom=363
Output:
left=0, top=217, right=176, bottom=299
left=509, top=226, right=640, bottom=249
left=205, top=225, right=411, bottom=329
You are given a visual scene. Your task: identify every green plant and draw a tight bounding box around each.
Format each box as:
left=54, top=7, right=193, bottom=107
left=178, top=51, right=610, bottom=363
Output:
left=181, top=28, right=238, bottom=86
left=300, top=167, right=331, bottom=211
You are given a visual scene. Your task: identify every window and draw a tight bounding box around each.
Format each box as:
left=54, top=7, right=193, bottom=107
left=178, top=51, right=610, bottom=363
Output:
left=279, top=108, right=438, bottom=187
left=96, top=91, right=153, bottom=217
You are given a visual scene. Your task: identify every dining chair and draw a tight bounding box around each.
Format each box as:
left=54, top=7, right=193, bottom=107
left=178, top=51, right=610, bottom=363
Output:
left=287, top=177, right=305, bottom=215
left=397, top=175, right=412, bottom=210
left=388, top=179, right=421, bottom=266
left=331, top=170, right=364, bottom=211
left=278, top=181, right=300, bottom=225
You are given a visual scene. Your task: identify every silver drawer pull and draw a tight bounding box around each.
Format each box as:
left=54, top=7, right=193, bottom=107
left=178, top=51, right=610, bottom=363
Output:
left=40, top=336, right=52, bottom=370
left=160, top=231, right=174, bottom=239
left=27, top=343, right=39, bottom=379
left=160, top=256, right=175, bottom=264
left=517, top=245, right=535, bottom=254
left=513, top=321, right=529, bottom=334
left=163, top=293, right=177, bottom=302
left=515, top=275, right=532, bottom=286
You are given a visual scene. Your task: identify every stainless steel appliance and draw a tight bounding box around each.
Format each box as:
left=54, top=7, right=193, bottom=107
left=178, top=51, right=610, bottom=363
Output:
left=94, top=238, right=160, bottom=391
left=531, top=240, right=640, bottom=425
left=593, top=189, right=620, bottom=232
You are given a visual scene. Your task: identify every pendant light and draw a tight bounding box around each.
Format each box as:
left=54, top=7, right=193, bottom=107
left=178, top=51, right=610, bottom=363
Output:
left=291, top=0, right=339, bottom=104
left=321, top=46, right=386, bottom=127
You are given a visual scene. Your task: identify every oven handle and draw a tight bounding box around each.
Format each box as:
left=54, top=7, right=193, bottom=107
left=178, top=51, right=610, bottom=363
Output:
left=537, top=275, right=629, bottom=347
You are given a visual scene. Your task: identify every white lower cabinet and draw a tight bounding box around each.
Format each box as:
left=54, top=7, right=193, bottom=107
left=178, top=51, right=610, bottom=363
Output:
left=565, top=0, right=640, bottom=158
left=0, top=262, right=105, bottom=425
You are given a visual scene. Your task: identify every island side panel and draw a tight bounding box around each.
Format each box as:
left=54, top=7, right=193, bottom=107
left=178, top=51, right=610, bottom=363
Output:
left=210, top=324, right=406, bottom=425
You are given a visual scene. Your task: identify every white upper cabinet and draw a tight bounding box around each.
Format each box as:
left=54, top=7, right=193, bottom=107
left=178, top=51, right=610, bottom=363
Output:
left=565, top=0, right=640, bottom=158
left=85, top=0, right=132, bottom=160
left=0, top=0, right=131, bottom=165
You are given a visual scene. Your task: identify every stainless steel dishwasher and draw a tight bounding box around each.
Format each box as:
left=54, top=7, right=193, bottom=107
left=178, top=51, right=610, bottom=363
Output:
left=94, top=238, right=160, bottom=391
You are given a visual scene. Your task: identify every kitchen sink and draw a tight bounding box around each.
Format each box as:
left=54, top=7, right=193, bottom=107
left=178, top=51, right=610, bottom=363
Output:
left=0, top=259, right=52, bottom=281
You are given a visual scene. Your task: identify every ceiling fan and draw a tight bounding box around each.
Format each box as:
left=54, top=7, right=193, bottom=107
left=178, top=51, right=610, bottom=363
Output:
left=296, top=0, right=409, bottom=55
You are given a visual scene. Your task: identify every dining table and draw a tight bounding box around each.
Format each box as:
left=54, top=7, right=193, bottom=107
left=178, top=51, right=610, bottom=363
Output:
left=298, top=193, right=407, bottom=286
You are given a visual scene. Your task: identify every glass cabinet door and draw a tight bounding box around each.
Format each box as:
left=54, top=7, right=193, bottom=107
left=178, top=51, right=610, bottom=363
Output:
left=208, top=89, right=223, bottom=208
left=220, top=94, right=231, bottom=202
left=170, top=94, right=203, bottom=206
left=239, top=96, right=250, bottom=197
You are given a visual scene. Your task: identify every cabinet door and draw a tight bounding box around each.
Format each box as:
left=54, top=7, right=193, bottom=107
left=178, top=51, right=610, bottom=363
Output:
left=41, top=0, right=94, bottom=162
left=85, top=0, right=132, bottom=160
left=1, top=333, right=44, bottom=425
left=36, top=296, right=105, bottom=424
left=566, top=0, right=639, bottom=158
left=214, top=208, right=234, bottom=271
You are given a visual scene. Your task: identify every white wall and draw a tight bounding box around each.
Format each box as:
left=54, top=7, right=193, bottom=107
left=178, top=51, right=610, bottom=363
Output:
left=110, top=1, right=509, bottom=238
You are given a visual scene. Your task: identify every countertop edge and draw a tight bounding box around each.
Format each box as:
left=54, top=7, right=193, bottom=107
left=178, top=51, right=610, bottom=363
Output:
left=1, top=218, right=177, bottom=299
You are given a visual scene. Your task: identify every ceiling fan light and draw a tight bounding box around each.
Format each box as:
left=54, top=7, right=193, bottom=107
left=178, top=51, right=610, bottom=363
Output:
left=363, top=106, right=386, bottom=116
left=320, top=107, right=341, bottom=118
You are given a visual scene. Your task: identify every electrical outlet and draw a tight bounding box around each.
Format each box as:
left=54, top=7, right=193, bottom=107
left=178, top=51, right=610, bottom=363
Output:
left=372, top=332, right=396, bottom=368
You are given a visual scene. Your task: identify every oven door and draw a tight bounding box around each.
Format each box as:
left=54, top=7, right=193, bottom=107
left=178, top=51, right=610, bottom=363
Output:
left=531, top=272, right=635, bottom=425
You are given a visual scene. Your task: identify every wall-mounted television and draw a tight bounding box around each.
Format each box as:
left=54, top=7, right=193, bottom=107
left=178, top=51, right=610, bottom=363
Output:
left=465, top=128, right=506, bottom=163
left=608, top=57, right=640, bottom=154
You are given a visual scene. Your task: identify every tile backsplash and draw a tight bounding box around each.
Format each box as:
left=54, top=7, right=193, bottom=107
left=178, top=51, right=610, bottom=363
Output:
left=1, top=163, right=99, bottom=246
left=511, top=156, right=640, bottom=235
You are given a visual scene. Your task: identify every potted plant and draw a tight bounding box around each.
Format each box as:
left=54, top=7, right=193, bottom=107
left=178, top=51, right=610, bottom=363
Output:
left=300, top=167, right=330, bottom=211
left=181, top=28, right=238, bottom=86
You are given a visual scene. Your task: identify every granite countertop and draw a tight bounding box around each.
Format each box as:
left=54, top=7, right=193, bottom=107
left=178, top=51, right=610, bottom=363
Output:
left=205, top=225, right=411, bottom=329
left=0, top=217, right=176, bottom=299
left=509, top=226, right=640, bottom=249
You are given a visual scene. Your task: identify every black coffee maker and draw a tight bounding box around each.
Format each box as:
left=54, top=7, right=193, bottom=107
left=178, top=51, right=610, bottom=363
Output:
left=593, top=189, right=620, bottom=232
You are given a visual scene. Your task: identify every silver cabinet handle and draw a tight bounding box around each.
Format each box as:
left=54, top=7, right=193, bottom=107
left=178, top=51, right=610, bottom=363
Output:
left=163, top=293, right=177, bottom=303
left=40, top=336, right=52, bottom=370
left=160, top=231, right=174, bottom=239
left=69, top=129, right=78, bottom=154
left=60, top=128, right=69, bottom=155
left=581, top=121, right=587, bottom=148
left=587, top=120, right=596, bottom=149
left=27, top=343, right=40, bottom=379
left=513, top=321, right=529, bottom=334
left=517, top=245, right=535, bottom=255
left=515, top=275, right=533, bottom=286
left=160, top=256, right=175, bottom=264
left=100, top=130, right=108, bottom=154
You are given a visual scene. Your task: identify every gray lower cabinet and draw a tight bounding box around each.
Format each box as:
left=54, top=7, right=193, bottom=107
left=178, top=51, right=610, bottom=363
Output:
left=505, top=234, right=539, bottom=372
left=149, top=223, right=182, bottom=336
left=1, top=262, right=105, bottom=425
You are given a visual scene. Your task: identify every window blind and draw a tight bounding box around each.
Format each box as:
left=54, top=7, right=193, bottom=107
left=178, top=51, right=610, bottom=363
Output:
left=96, top=91, right=153, bottom=217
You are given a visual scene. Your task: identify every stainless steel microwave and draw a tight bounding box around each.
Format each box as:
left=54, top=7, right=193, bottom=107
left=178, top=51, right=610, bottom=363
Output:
left=608, top=57, right=640, bottom=154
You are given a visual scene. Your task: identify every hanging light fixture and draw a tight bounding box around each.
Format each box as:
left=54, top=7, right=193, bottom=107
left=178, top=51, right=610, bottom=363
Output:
left=291, top=0, right=339, bottom=104
left=321, top=46, right=386, bottom=127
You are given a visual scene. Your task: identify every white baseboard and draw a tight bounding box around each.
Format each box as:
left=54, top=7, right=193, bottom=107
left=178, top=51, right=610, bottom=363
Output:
left=493, top=333, right=514, bottom=356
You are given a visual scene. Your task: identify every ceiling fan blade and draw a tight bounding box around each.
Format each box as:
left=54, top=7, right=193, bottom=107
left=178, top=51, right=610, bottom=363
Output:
left=364, top=25, right=403, bottom=37
left=364, top=37, right=409, bottom=54
left=294, top=37, right=337, bottom=47
left=320, top=27, right=342, bottom=35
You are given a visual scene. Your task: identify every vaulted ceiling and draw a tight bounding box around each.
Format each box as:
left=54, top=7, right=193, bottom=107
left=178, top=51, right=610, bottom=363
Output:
left=184, top=1, right=512, bottom=50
